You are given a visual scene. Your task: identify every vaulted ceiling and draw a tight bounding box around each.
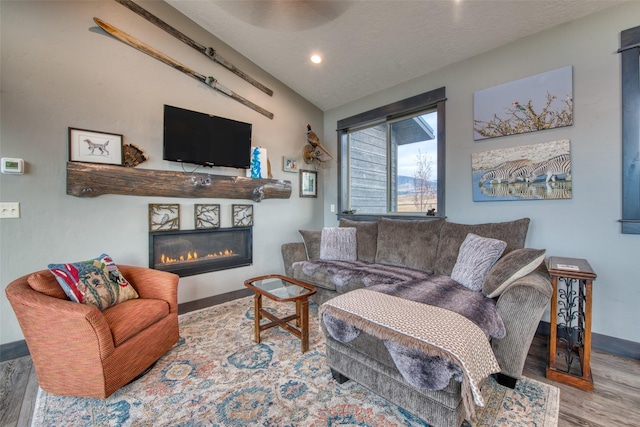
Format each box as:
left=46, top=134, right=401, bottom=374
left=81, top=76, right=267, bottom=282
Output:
left=166, top=1, right=626, bottom=111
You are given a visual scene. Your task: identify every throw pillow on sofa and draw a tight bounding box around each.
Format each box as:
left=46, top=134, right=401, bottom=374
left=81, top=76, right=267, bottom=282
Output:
left=339, top=219, right=378, bottom=263
left=482, top=248, right=546, bottom=298
left=320, top=227, right=357, bottom=261
left=451, top=233, right=507, bottom=291
left=434, top=218, right=530, bottom=275
left=48, top=253, right=139, bottom=310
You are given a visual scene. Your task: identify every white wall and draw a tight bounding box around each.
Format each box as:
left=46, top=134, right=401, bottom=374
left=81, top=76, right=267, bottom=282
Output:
left=323, top=3, right=640, bottom=344
left=0, top=1, right=324, bottom=346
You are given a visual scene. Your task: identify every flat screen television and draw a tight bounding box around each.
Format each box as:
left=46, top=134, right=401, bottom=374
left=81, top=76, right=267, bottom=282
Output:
left=163, top=104, right=252, bottom=169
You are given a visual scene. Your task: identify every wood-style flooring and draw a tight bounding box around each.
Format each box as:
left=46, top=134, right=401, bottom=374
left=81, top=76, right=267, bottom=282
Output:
left=1, top=334, right=639, bottom=426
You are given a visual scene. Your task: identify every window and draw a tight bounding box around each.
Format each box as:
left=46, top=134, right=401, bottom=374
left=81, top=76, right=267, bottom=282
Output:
left=619, top=25, right=640, bottom=234
left=337, top=87, right=445, bottom=219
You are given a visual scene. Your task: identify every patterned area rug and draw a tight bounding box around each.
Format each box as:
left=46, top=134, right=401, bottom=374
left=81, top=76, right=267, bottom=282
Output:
left=32, top=296, right=559, bottom=426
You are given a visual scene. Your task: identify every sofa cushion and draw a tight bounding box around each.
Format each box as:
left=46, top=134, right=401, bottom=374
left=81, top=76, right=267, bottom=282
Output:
left=103, top=298, right=169, bottom=346
left=299, top=230, right=321, bottom=260
left=27, top=271, right=68, bottom=300
left=375, top=218, right=444, bottom=272
left=48, top=254, right=139, bottom=310
left=292, top=260, right=362, bottom=291
left=320, top=227, right=357, bottom=261
left=339, top=219, right=378, bottom=263
left=292, top=260, right=433, bottom=294
left=434, top=218, right=530, bottom=276
left=451, top=233, right=507, bottom=291
left=482, top=248, right=546, bottom=298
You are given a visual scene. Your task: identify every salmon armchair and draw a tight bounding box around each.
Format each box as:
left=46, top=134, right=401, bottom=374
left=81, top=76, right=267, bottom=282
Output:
left=5, top=265, right=179, bottom=398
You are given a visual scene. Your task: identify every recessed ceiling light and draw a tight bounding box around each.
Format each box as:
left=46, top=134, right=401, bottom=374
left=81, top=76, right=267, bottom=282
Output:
left=310, top=54, right=322, bottom=64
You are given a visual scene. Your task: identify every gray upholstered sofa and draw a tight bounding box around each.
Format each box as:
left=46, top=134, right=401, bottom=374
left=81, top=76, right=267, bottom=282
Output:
left=281, top=217, right=552, bottom=427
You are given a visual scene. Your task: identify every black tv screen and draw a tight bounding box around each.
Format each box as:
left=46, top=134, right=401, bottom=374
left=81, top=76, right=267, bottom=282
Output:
left=163, top=105, right=252, bottom=169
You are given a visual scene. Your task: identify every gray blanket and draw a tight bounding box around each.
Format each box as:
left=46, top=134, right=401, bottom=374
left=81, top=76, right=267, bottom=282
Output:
left=322, top=277, right=505, bottom=391
left=295, top=260, right=433, bottom=288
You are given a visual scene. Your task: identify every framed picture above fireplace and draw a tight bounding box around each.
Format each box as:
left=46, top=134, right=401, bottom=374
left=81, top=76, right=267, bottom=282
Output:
left=195, top=204, right=220, bottom=229
left=69, top=127, right=123, bottom=165
left=232, top=204, right=253, bottom=227
left=149, top=203, right=180, bottom=231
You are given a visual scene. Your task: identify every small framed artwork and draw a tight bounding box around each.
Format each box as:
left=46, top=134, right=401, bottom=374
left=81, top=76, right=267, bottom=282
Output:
left=300, top=169, right=317, bottom=198
left=232, top=204, right=253, bottom=227
left=283, top=156, right=298, bottom=172
left=195, top=204, right=220, bottom=229
left=69, top=127, right=123, bottom=165
left=149, top=203, right=180, bottom=231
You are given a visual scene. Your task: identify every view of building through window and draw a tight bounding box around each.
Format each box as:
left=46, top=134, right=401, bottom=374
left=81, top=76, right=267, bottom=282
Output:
left=346, top=110, right=438, bottom=214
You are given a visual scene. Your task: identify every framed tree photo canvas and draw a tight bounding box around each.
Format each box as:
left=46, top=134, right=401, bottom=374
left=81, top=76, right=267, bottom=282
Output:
left=69, top=127, right=123, bottom=165
left=299, top=169, right=317, bottom=198
left=473, top=66, right=573, bottom=141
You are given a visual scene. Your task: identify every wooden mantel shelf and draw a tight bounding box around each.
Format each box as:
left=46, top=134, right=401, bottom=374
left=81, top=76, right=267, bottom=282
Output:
left=66, top=162, right=292, bottom=202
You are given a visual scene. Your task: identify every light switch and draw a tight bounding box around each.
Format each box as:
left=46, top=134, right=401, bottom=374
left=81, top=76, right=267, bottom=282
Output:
left=0, top=202, right=20, bottom=218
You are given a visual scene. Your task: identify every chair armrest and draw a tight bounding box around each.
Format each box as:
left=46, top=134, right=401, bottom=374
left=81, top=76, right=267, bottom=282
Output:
left=6, top=278, right=116, bottom=364
left=492, top=264, right=552, bottom=379
left=281, top=242, right=308, bottom=277
left=118, top=265, right=179, bottom=314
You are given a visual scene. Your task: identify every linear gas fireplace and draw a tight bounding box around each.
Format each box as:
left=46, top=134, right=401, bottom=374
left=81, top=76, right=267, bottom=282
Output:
left=149, top=227, right=252, bottom=277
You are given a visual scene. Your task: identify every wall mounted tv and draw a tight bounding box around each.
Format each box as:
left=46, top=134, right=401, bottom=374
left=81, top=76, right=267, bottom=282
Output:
left=163, top=104, right=252, bottom=169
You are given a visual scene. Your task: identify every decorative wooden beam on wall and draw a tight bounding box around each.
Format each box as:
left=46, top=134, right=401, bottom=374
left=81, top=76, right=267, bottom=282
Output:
left=67, top=162, right=291, bottom=202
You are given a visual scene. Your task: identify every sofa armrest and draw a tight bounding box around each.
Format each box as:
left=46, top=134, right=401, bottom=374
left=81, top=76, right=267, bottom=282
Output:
left=118, top=265, right=179, bottom=314
left=281, top=242, right=307, bottom=277
left=492, top=264, right=552, bottom=379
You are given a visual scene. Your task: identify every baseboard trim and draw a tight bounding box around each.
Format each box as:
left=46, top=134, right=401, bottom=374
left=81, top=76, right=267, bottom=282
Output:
left=0, top=288, right=254, bottom=363
left=0, top=340, right=30, bottom=362
left=177, top=288, right=252, bottom=315
left=536, top=321, right=640, bottom=360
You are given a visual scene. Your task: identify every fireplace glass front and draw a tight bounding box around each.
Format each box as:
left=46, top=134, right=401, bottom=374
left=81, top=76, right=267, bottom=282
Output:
left=149, top=227, right=252, bottom=277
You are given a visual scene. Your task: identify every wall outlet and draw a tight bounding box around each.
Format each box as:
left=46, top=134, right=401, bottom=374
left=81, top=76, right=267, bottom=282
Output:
left=0, top=202, right=20, bottom=218
left=330, top=204, right=336, bottom=213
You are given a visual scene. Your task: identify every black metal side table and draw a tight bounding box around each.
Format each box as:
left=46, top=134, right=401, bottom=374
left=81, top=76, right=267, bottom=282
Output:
left=546, top=256, right=596, bottom=391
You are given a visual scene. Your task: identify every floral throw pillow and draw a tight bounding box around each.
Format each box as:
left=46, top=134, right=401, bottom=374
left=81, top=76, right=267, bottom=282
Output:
left=48, top=254, right=139, bottom=310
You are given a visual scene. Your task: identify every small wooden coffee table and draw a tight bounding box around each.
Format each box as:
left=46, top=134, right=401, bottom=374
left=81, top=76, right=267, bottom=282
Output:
left=244, top=274, right=316, bottom=353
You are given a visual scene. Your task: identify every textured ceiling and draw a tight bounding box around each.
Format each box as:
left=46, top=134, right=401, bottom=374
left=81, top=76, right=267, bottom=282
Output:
left=166, top=1, right=625, bottom=111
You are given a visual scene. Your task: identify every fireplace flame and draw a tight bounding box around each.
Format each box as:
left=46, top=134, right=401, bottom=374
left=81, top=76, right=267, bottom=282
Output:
left=160, top=249, right=235, bottom=265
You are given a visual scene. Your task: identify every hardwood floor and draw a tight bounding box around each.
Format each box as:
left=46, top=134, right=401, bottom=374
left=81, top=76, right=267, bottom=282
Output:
left=0, top=355, right=37, bottom=427
left=523, top=335, right=640, bottom=427
left=1, top=334, right=638, bottom=426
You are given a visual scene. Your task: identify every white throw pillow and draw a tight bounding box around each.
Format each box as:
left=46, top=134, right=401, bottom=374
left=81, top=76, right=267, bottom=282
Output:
left=451, top=233, right=507, bottom=291
left=320, top=227, right=357, bottom=261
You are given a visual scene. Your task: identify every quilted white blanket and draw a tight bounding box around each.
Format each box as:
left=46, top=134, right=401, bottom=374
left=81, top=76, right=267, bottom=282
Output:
left=319, top=288, right=501, bottom=420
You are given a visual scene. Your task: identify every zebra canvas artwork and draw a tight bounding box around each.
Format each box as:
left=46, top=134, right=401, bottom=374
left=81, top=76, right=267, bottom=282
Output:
left=472, top=139, right=571, bottom=201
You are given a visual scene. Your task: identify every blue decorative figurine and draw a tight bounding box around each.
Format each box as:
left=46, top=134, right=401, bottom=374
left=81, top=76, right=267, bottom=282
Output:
left=250, top=147, right=261, bottom=178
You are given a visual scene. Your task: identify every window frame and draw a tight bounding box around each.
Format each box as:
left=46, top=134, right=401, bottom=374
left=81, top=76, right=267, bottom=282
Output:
left=336, top=87, right=446, bottom=221
left=620, top=25, right=640, bottom=234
